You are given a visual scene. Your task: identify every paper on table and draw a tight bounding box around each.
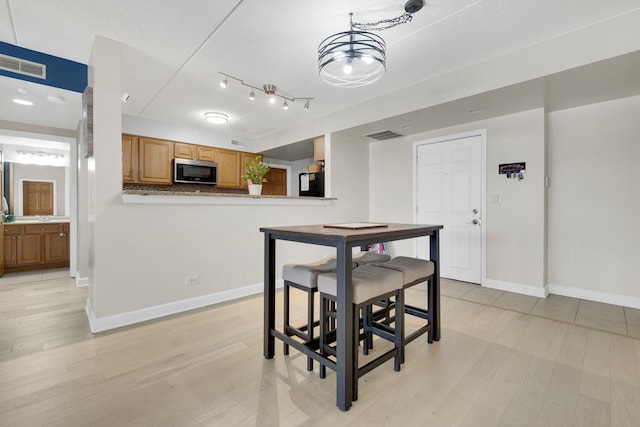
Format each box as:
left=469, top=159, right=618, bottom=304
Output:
left=300, top=174, right=310, bottom=191
left=324, top=223, right=388, bottom=230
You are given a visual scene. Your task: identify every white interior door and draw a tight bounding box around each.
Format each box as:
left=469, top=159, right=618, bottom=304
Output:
left=416, top=134, right=483, bottom=283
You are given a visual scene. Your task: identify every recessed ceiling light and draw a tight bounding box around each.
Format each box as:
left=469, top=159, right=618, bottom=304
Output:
left=13, top=98, right=34, bottom=106
left=47, top=95, right=65, bottom=104
left=204, top=112, right=229, bottom=124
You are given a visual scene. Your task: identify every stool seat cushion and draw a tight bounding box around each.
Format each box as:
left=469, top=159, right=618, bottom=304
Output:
left=372, top=256, right=434, bottom=285
left=283, top=257, right=338, bottom=289
left=352, top=251, right=391, bottom=266
left=318, top=265, right=403, bottom=304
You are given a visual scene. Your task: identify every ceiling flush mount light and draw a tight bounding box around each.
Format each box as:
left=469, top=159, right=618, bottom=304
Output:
left=204, top=112, right=229, bottom=124
left=47, top=95, right=65, bottom=104
left=13, top=98, right=34, bottom=106
left=318, top=0, right=424, bottom=88
left=219, top=73, right=313, bottom=111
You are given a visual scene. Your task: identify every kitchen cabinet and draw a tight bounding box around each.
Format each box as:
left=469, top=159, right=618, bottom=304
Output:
left=122, top=134, right=139, bottom=183
left=3, top=223, right=70, bottom=273
left=138, top=137, right=174, bottom=184
left=123, top=135, right=173, bottom=184
left=216, top=149, right=241, bottom=188
left=239, top=152, right=259, bottom=189
left=314, top=136, right=325, bottom=161
left=174, top=142, right=195, bottom=159
left=123, top=133, right=260, bottom=189
left=174, top=142, right=216, bottom=162
left=197, top=146, right=216, bottom=162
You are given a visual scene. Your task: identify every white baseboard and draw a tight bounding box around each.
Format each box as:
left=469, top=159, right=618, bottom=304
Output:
left=75, top=272, right=89, bottom=288
left=85, top=279, right=284, bottom=333
left=483, top=279, right=548, bottom=298
left=547, top=283, right=640, bottom=309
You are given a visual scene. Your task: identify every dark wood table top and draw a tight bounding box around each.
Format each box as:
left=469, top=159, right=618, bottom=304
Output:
left=260, top=223, right=443, bottom=246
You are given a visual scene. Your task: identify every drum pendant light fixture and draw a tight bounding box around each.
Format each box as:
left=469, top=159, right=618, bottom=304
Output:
left=318, top=13, right=385, bottom=88
left=318, top=0, right=425, bottom=88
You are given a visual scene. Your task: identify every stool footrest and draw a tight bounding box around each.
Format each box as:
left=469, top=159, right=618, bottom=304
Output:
left=358, top=348, right=398, bottom=377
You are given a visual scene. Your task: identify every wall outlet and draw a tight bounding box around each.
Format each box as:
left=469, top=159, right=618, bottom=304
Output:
left=185, top=274, right=200, bottom=286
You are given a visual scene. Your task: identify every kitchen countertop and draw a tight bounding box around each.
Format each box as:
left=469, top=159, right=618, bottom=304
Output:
left=4, top=217, right=70, bottom=225
left=122, top=189, right=336, bottom=206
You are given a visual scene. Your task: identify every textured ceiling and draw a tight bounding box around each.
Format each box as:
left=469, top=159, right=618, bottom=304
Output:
left=1, top=0, right=640, bottom=148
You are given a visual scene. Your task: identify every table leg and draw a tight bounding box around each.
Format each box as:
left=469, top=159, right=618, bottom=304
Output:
left=264, top=234, right=276, bottom=358
left=335, top=244, right=354, bottom=411
left=429, top=230, right=441, bottom=341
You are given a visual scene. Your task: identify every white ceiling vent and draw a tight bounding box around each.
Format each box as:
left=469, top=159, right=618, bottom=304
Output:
left=364, top=130, right=403, bottom=141
left=0, top=54, right=46, bottom=79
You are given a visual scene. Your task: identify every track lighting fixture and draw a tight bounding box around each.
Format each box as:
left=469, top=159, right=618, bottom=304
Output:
left=219, top=72, right=313, bottom=111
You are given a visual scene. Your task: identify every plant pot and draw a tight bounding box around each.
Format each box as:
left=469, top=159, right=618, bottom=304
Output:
left=248, top=184, right=263, bottom=196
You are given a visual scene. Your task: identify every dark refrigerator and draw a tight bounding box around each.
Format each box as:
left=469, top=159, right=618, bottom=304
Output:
left=298, top=171, right=324, bottom=197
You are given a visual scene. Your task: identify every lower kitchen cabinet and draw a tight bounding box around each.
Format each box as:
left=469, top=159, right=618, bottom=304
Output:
left=3, top=223, right=70, bottom=273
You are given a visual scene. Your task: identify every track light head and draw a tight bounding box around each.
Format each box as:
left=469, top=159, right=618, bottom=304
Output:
left=283, top=100, right=289, bottom=110
left=249, top=90, right=255, bottom=100
left=220, top=77, right=228, bottom=88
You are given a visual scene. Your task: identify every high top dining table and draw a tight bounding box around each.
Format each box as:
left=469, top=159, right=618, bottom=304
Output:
left=260, top=222, right=443, bottom=411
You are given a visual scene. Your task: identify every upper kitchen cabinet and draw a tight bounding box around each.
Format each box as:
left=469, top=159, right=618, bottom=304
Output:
left=123, top=135, right=173, bottom=184
left=138, top=137, right=173, bottom=184
left=216, top=149, right=241, bottom=188
left=174, top=142, right=195, bottom=160
left=239, top=152, right=259, bottom=189
left=196, top=146, right=216, bottom=162
left=122, top=134, right=139, bottom=183
left=313, top=136, right=325, bottom=162
left=174, top=143, right=216, bottom=162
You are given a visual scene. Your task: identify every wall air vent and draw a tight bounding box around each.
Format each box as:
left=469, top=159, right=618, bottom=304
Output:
left=364, top=130, right=403, bottom=141
left=0, top=54, right=46, bottom=79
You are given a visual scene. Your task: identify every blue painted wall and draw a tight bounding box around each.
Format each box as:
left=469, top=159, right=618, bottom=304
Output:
left=0, top=41, right=87, bottom=93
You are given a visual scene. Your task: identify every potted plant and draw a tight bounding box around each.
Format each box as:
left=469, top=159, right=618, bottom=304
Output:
left=242, top=155, right=270, bottom=195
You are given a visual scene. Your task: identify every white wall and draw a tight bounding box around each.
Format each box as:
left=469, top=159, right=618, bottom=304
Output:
left=547, top=95, right=640, bottom=304
left=370, top=109, right=547, bottom=295
left=122, top=115, right=255, bottom=152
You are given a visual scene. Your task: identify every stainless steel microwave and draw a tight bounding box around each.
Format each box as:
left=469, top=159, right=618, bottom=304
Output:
left=173, top=158, right=217, bottom=185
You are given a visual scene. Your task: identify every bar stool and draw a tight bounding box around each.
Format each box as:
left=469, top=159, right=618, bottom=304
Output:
left=282, top=257, right=337, bottom=371
left=317, top=264, right=404, bottom=401
left=352, top=251, right=391, bottom=266
left=372, top=256, right=435, bottom=363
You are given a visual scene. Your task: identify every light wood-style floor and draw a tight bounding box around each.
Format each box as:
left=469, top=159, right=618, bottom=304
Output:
left=1, top=274, right=640, bottom=426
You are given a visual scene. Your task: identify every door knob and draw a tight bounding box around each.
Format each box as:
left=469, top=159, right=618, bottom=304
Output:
left=467, top=219, right=481, bottom=225
left=472, top=208, right=479, bottom=214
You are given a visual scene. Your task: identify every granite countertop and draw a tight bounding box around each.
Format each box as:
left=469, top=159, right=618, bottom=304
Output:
left=122, top=188, right=335, bottom=200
